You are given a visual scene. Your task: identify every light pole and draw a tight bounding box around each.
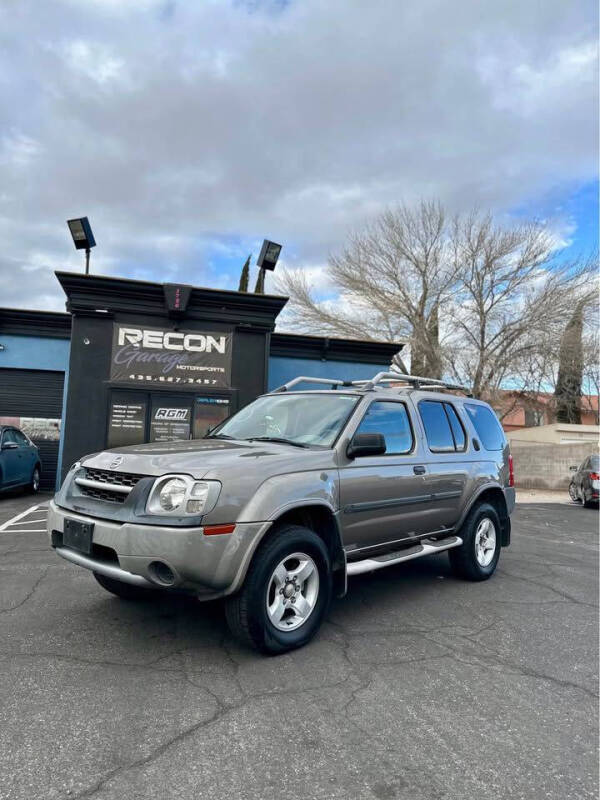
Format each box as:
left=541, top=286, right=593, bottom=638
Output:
left=67, top=217, right=96, bottom=274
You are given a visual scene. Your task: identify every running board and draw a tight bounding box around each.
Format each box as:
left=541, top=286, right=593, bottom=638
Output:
left=346, top=536, right=463, bottom=576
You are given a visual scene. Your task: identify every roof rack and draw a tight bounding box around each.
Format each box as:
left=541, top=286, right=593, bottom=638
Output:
left=271, top=372, right=472, bottom=396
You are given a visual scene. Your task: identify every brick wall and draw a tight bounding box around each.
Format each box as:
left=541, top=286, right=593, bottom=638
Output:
left=510, top=443, right=596, bottom=490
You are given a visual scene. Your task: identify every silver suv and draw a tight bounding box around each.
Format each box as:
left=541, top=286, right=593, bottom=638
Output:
left=48, top=372, right=515, bottom=654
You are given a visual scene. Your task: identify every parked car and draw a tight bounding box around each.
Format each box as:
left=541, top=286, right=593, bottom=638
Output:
left=568, top=455, right=599, bottom=508
left=48, top=372, right=515, bottom=654
left=0, top=425, right=41, bottom=494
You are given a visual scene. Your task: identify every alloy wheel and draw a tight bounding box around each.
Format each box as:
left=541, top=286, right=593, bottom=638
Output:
left=266, top=552, right=320, bottom=632
left=474, top=517, right=496, bottom=567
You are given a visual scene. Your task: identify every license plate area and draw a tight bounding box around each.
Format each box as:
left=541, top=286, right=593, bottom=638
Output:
left=63, top=518, right=94, bottom=554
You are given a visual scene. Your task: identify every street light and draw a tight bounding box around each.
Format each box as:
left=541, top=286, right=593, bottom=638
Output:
left=67, top=217, right=96, bottom=274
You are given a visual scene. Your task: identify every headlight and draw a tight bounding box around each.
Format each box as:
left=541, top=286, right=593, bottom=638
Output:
left=146, top=475, right=221, bottom=516
left=159, top=478, right=187, bottom=511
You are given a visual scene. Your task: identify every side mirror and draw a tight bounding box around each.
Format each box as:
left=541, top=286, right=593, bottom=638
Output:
left=569, top=465, right=578, bottom=472
left=1, top=442, right=18, bottom=451
left=347, top=432, right=386, bottom=459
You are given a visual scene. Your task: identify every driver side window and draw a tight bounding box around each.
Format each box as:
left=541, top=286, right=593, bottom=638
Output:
left=355, top=401, right=414, bottom=455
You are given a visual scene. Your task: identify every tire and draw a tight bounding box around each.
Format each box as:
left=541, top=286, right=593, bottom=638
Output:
left=225, top=524, right=332, bottom=655
left=93, top=571, right=163, bottom=601
left=583, top=495, right=598, bottom=509
left=449, top=502, right=502, bottom=581
left=568, top=482, right=579, bottom=503
left=28, top=466, right=41, bottom=494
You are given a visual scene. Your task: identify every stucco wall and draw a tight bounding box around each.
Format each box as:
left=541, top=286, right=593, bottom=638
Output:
left=511, top=442, right=598, bottom=490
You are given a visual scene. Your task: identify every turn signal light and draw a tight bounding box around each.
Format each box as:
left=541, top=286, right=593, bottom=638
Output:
left=203, top=524, right=236, bottom=536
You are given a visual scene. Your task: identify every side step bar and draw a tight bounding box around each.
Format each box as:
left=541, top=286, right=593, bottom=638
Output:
left=346, top=535, right=463, bottom=577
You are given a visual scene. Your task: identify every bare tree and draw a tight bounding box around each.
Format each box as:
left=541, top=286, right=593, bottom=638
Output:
left=276, top=201, right=459, bottom=377
left=445, top=215, right=595, bottom=397
left=278, top=201, right=596, bottom=396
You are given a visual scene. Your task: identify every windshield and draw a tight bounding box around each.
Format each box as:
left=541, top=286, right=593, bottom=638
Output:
left=208, top=393, right=359, bottom=448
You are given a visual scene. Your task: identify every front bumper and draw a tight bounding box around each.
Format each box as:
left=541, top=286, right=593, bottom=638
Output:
left=47, top=500, right=271, bottom=599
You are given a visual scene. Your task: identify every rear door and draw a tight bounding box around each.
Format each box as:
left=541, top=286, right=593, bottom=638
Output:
left=413, top=397, right=471, bottom=531
left=338, top=399, right=433, bottom=553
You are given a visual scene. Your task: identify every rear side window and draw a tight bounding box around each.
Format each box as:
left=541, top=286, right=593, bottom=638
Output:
left=444, top=404, right=466, bottom=451
left=355, top=401, right=414, bottom=454
left=418, top=401, right=455, bottom=452
left=465, top=403, right=506, bottom=451
left=14, top=430, right=29, bottom=447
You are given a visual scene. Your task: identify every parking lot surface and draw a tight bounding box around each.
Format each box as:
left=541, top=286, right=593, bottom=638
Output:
left=0, top=493, right=597, bottom=800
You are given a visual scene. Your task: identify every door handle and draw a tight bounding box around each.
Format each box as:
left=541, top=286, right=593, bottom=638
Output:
left=413, top=465, right=426, bottom=475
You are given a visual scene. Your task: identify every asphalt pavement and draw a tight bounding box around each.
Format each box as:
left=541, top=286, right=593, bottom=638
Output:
left=0, top=491, right=597, bottom=800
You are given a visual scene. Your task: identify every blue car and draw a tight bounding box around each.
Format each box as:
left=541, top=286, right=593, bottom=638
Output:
left=0, top=426, right=42, bottom=494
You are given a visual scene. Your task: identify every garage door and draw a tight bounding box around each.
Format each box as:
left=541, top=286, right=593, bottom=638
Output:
left=0, top=368, right=65, bottom=491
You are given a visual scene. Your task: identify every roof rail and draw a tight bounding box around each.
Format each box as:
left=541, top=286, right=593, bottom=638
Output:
left=271, top=376, right=356, bottom=392
left=271, top=372, right=472, bottom=395
left=360, top=371, right=471, bottom=394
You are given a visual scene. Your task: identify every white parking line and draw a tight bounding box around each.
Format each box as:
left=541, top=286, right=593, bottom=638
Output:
left=0, top=504, right=42, bottom=532
left=8, top=518, right=48, bottom=526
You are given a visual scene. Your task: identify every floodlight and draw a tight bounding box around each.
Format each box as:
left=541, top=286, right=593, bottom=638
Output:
left=67, top=217, right=96, bottom=274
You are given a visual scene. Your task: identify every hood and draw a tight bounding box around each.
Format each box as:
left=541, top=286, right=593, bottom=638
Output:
left=81, top=438, right=334, bottom=479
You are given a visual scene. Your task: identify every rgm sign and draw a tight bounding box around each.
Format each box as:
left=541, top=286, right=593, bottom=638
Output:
left=154, top=408, right=189, bottom=421
left=111, top=323, right=232, bottom=388
left=118, top=327, right=226, bottom=354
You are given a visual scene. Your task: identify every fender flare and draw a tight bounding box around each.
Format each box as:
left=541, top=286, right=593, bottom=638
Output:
left=455, top=483, right=511, bottom=546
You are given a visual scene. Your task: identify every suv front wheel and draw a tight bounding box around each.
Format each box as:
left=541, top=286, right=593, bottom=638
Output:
left=225, top=524, right=332, bottom=654
left=449, top=502, right=501, bottom=581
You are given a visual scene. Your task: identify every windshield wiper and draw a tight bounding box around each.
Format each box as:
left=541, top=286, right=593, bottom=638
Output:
left=246, top=436, right=309, bottom=448
left=205, top=433, right=235, bottom=440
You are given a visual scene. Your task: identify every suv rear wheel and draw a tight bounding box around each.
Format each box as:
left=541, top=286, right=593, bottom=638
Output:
left=449, top=502, right=501, bottom=581
left=225, top=524, right=332, bottom=654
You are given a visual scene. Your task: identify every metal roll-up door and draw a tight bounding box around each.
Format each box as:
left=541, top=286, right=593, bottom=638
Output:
left=0, top=368, right=65, bottom=490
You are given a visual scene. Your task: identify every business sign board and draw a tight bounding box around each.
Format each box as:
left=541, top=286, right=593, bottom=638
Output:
left=110, top=324, right=232, bottom=388
left=150, top=398, right=191, bottom=442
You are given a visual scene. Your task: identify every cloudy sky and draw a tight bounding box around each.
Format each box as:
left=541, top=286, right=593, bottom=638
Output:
left=0, top=0, right=597, bottom=317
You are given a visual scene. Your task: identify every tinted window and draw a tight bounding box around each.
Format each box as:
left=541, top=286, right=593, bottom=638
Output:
left=419, top=401, right=455, bottom=452
left=355, top=401, right=413, bottom=455
left=465, top=403, right=506, bottom=451
left=13, top=430, right=29, bottom=447
left=2, top=429, right=18, bottom=445
left=590, top=456, right=600, bottom=471
left=444, top=403, right=466, bottom=450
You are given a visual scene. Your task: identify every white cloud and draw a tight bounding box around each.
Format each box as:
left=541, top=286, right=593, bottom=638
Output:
left=0, top=0, right=596, bottom=310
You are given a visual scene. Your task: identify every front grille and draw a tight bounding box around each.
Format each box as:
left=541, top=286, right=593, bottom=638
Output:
left=78, top=468, right=146, bottom=504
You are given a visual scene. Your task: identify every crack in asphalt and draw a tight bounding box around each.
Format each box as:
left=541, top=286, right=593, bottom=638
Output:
left=0, top=568, right=47, bottom=614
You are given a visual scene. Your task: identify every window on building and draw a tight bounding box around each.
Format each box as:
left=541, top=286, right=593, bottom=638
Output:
left=354, top=401, right=413, bottom=454
left=524, top=408, right=544, bottom=427
left=465, top=403, right=506, bottom=451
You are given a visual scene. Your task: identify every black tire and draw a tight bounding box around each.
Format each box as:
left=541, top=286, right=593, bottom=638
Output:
left=568, top=482, right=579, bottom=503
left=449, top=502, right=502, bottom=581
left=225, top=524, right=332, bottom=655
left=583, top=496, right=598, bottom=509
left=93, top=571, right=163, bottom=601
left=28, top=465, right=41, bottom=494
